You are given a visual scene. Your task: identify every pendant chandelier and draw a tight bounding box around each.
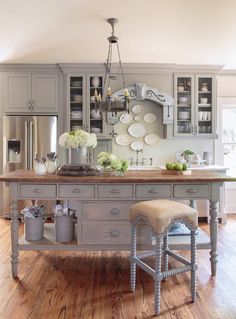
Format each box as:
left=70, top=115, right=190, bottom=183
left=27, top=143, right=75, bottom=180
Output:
left=94, top=18, right=130, bottom=117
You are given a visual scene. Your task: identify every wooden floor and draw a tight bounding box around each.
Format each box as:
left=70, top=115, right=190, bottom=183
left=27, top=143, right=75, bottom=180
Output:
left=0, top=217, right=236, bottom=319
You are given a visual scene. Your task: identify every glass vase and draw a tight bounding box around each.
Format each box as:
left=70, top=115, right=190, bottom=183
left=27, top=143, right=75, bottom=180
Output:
left=69, top=147, right=87, bottom=165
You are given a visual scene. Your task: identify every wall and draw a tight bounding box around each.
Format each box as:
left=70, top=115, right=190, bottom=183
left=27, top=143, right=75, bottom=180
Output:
left=216, top=74, right=236, bottom=213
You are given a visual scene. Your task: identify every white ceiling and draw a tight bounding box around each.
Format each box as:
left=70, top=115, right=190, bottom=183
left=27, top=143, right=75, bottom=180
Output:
left=1, top=0, right=236, bottom=68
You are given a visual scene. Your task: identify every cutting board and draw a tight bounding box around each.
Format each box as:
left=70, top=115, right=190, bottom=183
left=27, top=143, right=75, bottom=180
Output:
left=162, top=169, right=192, bottom=175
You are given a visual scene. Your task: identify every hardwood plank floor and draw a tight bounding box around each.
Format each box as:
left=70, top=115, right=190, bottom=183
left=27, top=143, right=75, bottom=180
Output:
left=0, top=216, right=236, bottom=319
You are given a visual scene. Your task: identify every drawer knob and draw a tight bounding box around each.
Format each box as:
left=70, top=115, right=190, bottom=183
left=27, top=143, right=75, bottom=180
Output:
left=148, top=189, right=159, bottom=194
left=32, top=188, right=42, bottom=194
left=72, top=189, right=81, bottom=193
left=110, top=229, right=120, bottom=237
left=186, top=188, right=198, bottom=194
left=110, top=208, right=120, bottom=215
left=110, top=189, right=120, bottom=194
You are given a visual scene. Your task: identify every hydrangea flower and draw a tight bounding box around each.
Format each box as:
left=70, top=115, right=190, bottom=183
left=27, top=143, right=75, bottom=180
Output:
left=97, top=152, right=129, bottom=173
left=59, top=129, right=97, bottom=149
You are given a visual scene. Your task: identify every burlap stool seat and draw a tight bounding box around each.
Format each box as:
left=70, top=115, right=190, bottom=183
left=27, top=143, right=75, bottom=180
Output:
left=130, top=199, right=198, bottom=315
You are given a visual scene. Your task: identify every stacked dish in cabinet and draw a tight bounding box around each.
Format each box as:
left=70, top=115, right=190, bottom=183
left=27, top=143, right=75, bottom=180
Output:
left=197, top=77, right=212, bottom=134
left=89, top=76, right=103, bottom=134
left=69, top=76, right=83, bottom=131
left=176, top=76, right=192, bottom=134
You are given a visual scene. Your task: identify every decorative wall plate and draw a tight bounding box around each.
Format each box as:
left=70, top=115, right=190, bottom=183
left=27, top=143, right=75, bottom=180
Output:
left=115, top=134, right=131, bottom=146
left=143, top=113, right=157, bottom=123
left=144, top=133, right=160, bottom=145
left=120, top=113, right=132, bottom=124
left=131, top=104, right=144, bottom=115
left=130, top=141, right=143, bottom=151
left=128, top=123, right=146, bottom=137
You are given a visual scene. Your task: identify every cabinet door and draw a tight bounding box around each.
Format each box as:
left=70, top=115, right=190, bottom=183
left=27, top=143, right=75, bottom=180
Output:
left=87, top=75, right=108, bottom=137
left=89, top=139, right=112, bottom=164
left=32, top=74, right=58, bottom=113
left=4, top=73, right=31, bottom=112
left=68, top=75, right=87, bottom=132
left=195, top=75, right=217, bottom=137
left=174, top=74, right=194, bottom=136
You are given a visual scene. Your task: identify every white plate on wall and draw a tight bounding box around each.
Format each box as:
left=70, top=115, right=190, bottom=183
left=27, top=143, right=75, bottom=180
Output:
left=143, top=113, right=157, bottom=123
left=132, top=104, right=144, bottom=115
left=115, top=134, right=131, bottom=146
left=130, top=141, right=143, bottom=151
left=144, top=133, right=160, bottom=145
left=120, top=113, right=132, bottom=124
left=128, top=123, right=146, bottom=138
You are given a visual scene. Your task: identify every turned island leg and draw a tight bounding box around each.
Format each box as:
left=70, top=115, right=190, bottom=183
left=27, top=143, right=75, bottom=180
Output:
left=209, top=200, right=218, bottom=276
left=10, top=183, right=19, bottom=278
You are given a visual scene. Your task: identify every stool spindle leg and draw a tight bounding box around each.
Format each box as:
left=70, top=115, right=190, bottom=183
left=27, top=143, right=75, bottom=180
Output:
left=130, top=222, right=137, bottom=292
left=154, top=235, right=162, bottom=315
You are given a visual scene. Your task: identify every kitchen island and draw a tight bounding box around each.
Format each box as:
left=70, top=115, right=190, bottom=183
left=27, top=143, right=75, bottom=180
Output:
left=1, top=169, right=235, bottom=278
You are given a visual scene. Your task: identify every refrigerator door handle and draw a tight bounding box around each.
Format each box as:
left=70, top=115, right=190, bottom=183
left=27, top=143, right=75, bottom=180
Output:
left=25, top=121, right=28, bottom=169
left=29, top=121, right=34, bottom=169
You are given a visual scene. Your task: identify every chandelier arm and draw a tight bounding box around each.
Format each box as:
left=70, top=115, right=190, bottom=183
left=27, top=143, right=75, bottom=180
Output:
left=108, top=43, right=113, bottom=88
left=104, top=42, right=112, bottom=89
left=116, top=42, right=126, bottom=89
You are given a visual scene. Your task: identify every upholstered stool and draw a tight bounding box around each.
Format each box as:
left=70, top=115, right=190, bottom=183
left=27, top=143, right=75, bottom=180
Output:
left=130, top=199, right=198, bottom=315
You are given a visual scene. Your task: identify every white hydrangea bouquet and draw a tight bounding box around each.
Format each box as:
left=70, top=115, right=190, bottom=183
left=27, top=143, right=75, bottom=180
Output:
left=97, top=152, right=129, bottom=175
left=59, top=129, right=97, bottom=149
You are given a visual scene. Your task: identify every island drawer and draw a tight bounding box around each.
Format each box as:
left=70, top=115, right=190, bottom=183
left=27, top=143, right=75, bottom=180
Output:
left=82, top=222, right=150, bottom=245
left=59, top=184, right=95, bottom=198
left=97, top=184, right=133, bottom=198
left=19, top=184, right=57, bottom=198
left=135, top=184, right=171, bottom=198
left=173, top=184, right=209, bottom=198
left=82, top=201, right=137, bottom=221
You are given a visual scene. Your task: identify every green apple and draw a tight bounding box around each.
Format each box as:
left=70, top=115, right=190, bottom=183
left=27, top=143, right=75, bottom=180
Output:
left=182, top=163, right=188, bottom=171
left=174, top=163, right=183, bottom=171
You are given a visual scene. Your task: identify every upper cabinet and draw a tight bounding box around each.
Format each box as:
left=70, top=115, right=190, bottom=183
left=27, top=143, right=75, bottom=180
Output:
left=4, top=72, right=59, bottom=113
left=67, top=74, right=109, bottom=137
left=174, top=73, right=217, bottom=138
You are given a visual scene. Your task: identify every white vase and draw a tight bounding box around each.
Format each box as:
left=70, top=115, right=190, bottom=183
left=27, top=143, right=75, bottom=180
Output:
left=91, top=76, right=100, bottom=88
left=69, top=147, right=87, bottom=165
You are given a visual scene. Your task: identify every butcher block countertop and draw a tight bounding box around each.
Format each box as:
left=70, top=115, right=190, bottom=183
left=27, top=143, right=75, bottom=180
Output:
left=0, top=169, right=235, bottom=183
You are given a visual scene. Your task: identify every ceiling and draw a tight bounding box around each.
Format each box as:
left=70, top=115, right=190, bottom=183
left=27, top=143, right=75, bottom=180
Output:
left=1, top=0, right=236, bottom=68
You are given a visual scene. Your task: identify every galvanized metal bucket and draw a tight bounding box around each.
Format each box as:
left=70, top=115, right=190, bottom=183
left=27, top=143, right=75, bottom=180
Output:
left=24, top=216, right=46, bottom=241
left=55, top=215, right=75, bottom=242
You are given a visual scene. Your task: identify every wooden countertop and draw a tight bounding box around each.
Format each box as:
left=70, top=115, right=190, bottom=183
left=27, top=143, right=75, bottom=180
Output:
left=0, top=169, right=236, bottom=183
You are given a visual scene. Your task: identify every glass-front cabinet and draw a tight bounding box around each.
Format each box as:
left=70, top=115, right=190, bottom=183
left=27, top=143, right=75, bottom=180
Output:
left=67, top=74, right=108, bottom=137
left=174, top=74, right=216, bottom=138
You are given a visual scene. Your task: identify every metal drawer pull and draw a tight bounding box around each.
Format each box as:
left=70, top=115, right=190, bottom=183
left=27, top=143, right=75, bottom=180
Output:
left=110, top=189, right=120, bottom=194
left=186, top=188, right=198, bottom=194
left=72, top=189, right=81, bottom=193
left=32, top=188, right=42, bottom=194
left=148, top=189, right=159, bottom=194
left=110, top=229, right=120, bottom=237
left=110, top=208, right=120, bottom=215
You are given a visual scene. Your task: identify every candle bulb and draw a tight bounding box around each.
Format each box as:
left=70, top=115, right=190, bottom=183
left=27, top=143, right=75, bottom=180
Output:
left=124, top=88, right=129, bottom=97
left=98, top=93, right=102, bottom=101
left=94, top=89, right=98, bottom=98
left=107, top=87, right=112, bottom=96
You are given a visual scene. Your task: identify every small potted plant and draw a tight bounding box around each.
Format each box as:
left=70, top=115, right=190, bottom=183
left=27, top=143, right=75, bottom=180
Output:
left=182, top=149, right=195, bottom=162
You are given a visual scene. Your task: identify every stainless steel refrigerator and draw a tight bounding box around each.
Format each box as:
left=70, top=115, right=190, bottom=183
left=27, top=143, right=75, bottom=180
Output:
left=2, top=115, right=58, bottom=217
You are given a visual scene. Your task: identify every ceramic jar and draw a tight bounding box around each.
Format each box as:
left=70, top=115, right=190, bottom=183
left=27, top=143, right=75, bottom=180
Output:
left=201, top=83, right=208, bottom=91
left=177, top=83, right=185, bottom=92
left=46, top=160, right=58, bottom=174
left=91, top=76, right=100, bottom=88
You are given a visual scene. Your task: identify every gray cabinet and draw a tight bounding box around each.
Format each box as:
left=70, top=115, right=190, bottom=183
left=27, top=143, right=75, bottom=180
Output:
left=174, top=74, right=217, bottom=138
left=4, top=72, right=59, bottom=113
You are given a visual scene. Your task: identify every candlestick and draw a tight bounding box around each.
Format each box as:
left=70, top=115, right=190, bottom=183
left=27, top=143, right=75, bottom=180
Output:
left=107, top=87, right=112, bottom=96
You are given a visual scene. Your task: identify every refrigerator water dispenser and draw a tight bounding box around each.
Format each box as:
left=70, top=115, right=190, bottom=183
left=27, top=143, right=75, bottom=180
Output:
left=7, top=140, right=21, bottom=162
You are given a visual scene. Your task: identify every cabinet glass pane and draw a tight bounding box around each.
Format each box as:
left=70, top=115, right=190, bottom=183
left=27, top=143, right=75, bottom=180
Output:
left=89, top=76, right=103, bottom=134
left=70, top=76, right=83, bottom=131
left=197, top=77, right=212, bottom=134
left=176, top=76, right=192, bottom=134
